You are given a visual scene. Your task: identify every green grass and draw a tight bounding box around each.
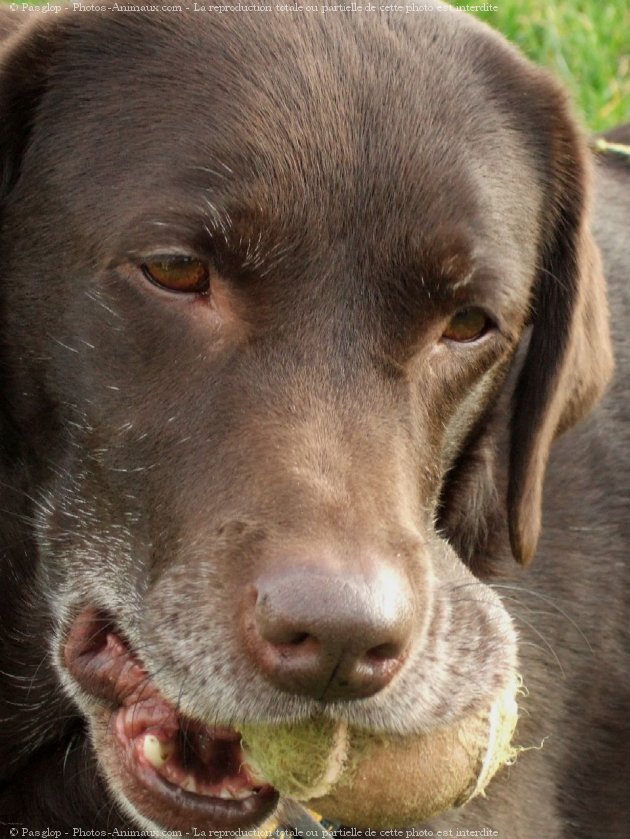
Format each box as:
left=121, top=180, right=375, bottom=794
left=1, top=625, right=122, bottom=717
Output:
left=3, top=1, right=629, bottom=130
left=472, top=1, right=630, bottom=130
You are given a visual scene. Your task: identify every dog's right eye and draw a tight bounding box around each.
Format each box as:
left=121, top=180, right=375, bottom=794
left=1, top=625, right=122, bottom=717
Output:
left=141, top=257, right=210, bottom=295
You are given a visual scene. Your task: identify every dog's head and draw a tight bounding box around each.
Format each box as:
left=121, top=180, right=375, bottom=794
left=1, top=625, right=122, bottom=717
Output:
left=0, top=7, right=612, bottom=833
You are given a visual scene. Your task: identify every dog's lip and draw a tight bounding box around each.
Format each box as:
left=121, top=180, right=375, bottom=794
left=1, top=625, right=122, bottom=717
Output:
left=63, top=606, right=278, bottom=832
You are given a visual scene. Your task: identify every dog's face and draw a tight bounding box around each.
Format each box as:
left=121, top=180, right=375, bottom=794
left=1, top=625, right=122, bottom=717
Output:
left=0, top=7, right=612, bottom=835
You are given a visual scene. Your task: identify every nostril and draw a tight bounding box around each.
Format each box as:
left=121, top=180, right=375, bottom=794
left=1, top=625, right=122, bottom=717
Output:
left=253, top=592, right=318, bottom=649
left=287, top=632, right=311, bottom=646
left=365, top=642, right=402, bottom=663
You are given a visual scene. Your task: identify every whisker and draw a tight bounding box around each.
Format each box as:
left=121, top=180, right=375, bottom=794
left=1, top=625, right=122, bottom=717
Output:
left=489, top=583, right=593, bottom=653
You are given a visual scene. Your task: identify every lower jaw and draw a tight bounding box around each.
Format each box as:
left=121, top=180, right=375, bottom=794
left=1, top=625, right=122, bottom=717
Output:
left=63, top=608, right=279, bottom=833
left=92, top=709, right=279, bottom=834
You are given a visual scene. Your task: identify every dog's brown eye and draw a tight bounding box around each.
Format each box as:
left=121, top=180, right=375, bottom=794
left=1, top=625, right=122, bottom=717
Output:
left=141, top=257, right=209, bottom=294
left=442, top=308, right=491, bottom=343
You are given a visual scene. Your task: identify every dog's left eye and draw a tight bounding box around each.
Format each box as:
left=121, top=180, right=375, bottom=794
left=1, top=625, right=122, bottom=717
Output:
left=141, top=257, right=210, bottom=294
left=442, top=308, right=492, bottom=343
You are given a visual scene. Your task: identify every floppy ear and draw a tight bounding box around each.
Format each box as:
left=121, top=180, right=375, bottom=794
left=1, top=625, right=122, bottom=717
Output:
left=0, top=12, right=64, bottom=199
left=0, top=12, right=78, bottom=474
left=507, top=95, right=613, bottom=565
left=438, top=80, right=613, bottom=571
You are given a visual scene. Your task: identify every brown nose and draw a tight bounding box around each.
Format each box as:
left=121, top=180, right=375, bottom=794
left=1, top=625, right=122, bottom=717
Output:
left=243, top=564, right=415, bottom=700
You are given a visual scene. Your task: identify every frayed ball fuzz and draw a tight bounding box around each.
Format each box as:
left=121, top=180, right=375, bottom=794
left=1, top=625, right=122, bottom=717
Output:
left=240, top=676, right=520, bottom=828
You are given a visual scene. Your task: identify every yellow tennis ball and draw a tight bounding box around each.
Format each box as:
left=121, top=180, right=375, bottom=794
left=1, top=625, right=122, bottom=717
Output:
left=240, top=676, right=519, bottom=828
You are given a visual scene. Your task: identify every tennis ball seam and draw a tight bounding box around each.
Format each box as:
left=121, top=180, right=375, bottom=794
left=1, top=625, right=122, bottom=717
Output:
left=464, top=675, right=521, bottom=806
left=304, top=719, right=349, bottom=799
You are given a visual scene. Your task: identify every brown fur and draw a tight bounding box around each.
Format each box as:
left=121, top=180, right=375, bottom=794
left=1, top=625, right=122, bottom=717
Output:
left=0, top=6, right=627, bottom=838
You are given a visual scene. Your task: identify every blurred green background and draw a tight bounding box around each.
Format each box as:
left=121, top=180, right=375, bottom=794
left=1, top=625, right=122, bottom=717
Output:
left=2, top=1, right=628, bottom=130
left=475, top=1, right=629, bottom=131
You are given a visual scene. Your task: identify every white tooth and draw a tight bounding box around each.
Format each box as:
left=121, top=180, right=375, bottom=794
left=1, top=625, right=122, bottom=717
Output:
left=182, top=776, right=198, bottom=794
left=143, top=734, right=172, bottom=769
left=234, top=789, right=255, bottom=800
left=219, top=789, right=236, bottom=799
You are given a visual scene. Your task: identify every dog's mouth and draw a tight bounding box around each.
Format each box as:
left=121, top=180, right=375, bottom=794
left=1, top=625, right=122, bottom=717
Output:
left=63, top=607, right=278, bottom=833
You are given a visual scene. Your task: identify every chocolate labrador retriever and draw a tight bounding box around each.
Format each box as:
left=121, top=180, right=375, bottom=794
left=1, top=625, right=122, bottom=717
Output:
left=0, top=4, right=628, bottom=838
